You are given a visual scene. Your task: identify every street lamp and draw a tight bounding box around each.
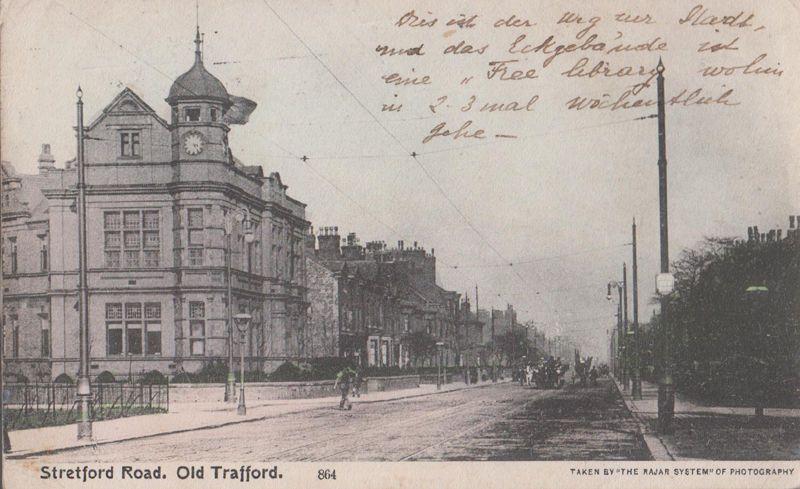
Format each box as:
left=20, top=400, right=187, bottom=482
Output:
left=233, top=312, right=252, bottom=415
left=606, top=280, right=624, bottom=383
left=76, top=86, right=92, bottom=440
left=224, top=209, right=255, bottom=403
left=435, top=341, right=445, bottom=390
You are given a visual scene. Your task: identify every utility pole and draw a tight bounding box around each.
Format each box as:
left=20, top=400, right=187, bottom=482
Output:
left=632, top=218, right=642, bottom=399
left=510, top=306, right=516, bottom=367
left=76, top=87, right=93, bottom=440
left=224, top=225, right=235, bottom=403
left=655, top=58, right=675, bottom=434
left=622, top=263, right=629, bottom=391
left=616, top=286, right=622, bottom=379
left=1, top=159, right=6, bottom=475
left=491, top=308, right=497, bottom=382
left=475, top=284, right=479, bottom=378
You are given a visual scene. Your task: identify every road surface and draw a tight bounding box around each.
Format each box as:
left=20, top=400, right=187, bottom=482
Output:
left=29, top=378, right=649, bottom=461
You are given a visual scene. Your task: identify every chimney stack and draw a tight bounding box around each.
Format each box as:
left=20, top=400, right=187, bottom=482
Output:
left=38, top=144, right=55, bottom=173
left=317, top=225, right=341, bottom=260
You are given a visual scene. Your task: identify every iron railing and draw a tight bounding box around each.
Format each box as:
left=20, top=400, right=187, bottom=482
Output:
left=2, top=382, right=169, bottom=430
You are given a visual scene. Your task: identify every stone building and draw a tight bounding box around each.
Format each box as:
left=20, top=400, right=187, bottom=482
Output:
left=1, top=31, right=309, bottom=381
left=305, top=227, right=474, bottom=368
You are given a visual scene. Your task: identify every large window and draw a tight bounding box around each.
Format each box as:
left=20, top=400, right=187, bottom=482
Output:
left=104, top=210, right=160, bottom=268
left=120, top=131, right=141, bottom=157
left=41, top=321, right=50, bottom=357
left=39, top=236, right=48, bottom=271
left=8, top=314, right=19, bottom=358
left=144, top=302, right=162, bottom=355
left=184, top=107, right=201, bottom=122
left=106, top=302, right=161, bottom=356
left=189, top=301, right=206, bottom=356
left=8, top=237, right=17, bottom=274
left=187, top=208, right=204, bottom=266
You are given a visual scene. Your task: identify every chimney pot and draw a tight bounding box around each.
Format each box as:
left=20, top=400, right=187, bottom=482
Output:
left=38, top=143, right=56, bottom=173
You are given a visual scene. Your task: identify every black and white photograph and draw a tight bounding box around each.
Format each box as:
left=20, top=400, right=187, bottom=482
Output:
left=0, top=1, right=798, bottom=488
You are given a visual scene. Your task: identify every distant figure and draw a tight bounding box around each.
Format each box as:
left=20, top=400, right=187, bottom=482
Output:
left=589, top=366, right=599, bottom=387
left=352, top=367, right=363, bottom=398
left=3, top=422, right=10, bottom=453
left=334, top=367, right=355, bottom=410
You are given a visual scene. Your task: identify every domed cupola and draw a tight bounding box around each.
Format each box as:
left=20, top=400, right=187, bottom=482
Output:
left=166, top=27, right=231, bottom=108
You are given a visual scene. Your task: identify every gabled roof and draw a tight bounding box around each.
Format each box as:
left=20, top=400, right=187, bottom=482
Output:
left=1, top=162, right=49, bottom=220
left=87, top=87, right=170, bottom=131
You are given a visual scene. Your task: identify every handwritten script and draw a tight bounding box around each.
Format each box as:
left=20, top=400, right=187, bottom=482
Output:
left=374, top=4, right=781, bottom=145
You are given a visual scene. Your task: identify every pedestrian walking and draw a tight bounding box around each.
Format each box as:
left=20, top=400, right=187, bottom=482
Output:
left=334, top=367, right=355, bottom=410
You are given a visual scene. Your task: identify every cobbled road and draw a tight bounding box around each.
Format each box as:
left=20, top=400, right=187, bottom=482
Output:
left=32, top=378, right=650, bottom=462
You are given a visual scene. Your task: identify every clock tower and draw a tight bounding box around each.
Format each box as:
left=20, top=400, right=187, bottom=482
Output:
left=167, top=27, right=231, bottom=163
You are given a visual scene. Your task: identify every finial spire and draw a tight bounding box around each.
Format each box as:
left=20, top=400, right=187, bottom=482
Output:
left=194, top=1, right=203, bottom=63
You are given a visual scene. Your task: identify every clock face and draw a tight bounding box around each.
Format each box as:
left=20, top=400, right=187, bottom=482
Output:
left=184, top=132, right=204, bottom=155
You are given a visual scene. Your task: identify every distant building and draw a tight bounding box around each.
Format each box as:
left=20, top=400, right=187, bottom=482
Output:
left=746, top=215, right=800, bottom=243
left=305, top=227, right=475, bottom=368
left=1, top=32, right=309, bottom=381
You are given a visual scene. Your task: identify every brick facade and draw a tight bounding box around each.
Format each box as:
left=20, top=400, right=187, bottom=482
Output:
left=305, top=227, right=481, bottom=368
left=1, top=38, right=309, bottom=381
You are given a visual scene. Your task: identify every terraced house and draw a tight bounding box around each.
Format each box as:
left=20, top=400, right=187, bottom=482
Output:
left=1, top=31, right=309, bottom=381
left=305, top=227, right=483, bottom=368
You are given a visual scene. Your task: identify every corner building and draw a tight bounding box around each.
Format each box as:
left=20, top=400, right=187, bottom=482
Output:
left=1, top=32, right=309, bottom=381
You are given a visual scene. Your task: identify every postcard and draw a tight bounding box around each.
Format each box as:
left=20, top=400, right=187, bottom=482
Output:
left=1, top=0, right=798, bottom=488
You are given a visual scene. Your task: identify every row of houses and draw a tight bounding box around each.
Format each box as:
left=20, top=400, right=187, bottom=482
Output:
left=1, top=31, right=539, bottom=381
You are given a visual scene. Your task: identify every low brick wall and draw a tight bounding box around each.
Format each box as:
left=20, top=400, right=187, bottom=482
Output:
left=363, top=375, right=419, bottom=394
left=419, top=372, right=463, bottom=384
left=169, top=381, right=336, bottom=403
left=170, top=375, right=422, bottom=403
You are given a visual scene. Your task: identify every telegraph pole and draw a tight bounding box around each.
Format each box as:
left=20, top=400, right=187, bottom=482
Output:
left=631, top=218, right=642, bottom=398
left=1, top=159, right=6, bottom=472
left=622, top=263, right=629, bottom=390
left=655, top=58, right=675, bottom=434
left=225, top=227, right=235, bottom=403
left=491, top=308, right=496, bottom=382
left=616, top=285, right=622, bottom=379
left=76, top=87, right=93, bottom=440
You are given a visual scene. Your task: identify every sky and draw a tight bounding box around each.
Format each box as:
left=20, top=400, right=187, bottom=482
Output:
left=2, top=0, right=798, bottom=362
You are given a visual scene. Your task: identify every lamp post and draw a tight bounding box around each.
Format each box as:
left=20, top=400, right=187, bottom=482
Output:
left=622, top=263, right=629, bottom=391
left=233, top=312, right=252, bottom=415
left=224, top=209, right=254, bottom=403
left=75, top=86, right=93, bottom=440
left=607, top=280, right=623, bottom=381
left=435, top=341, right=444, bottom=390
left=631, top=218, right=642, bottom=399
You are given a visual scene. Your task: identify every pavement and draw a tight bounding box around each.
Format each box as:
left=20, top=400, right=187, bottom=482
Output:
left=613, top=377, right=800, bottom=460
left=6, top=378, right=509, bottom=459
